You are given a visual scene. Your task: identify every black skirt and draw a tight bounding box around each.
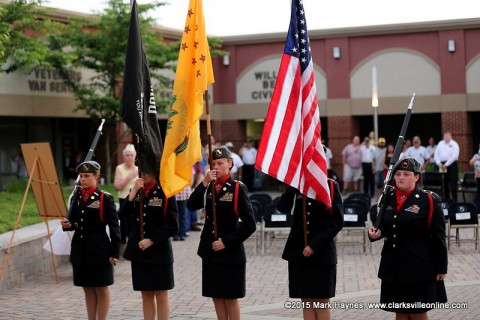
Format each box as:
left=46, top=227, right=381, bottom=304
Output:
left=380, top=280, right=447, bottom=313
left=72, top=263, right=114, bottom=287
left=288, top=262, right=336, bottom=299
left=202, top=260, right=246, bottom=299
left=131, top=261, right=174, bottom=291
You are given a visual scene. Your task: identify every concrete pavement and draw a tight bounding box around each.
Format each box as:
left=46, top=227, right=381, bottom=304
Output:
left=0, top=194, right=479, bottom=319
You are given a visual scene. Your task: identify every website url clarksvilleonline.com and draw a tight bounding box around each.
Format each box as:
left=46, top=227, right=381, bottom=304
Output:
left=284, top=301, right=468, bottom=310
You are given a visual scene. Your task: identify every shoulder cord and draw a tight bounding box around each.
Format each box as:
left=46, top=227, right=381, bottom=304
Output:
left=99, top=192, right=105, bottom=223
left=427, top=193, right=433, bottom=228
left=234, top=182, right=240, bottom=217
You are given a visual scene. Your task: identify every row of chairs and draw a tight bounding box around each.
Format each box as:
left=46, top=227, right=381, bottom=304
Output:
left=337, top=193, right=372, bottom=252
left=423, top=171, right=477, bottom=202
left=249, top=193, right=291, bottom=255
left=249, top=191, right=479, bottom=254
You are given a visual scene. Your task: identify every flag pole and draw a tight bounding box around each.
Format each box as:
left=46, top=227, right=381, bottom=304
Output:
left=136, top=134, right=144, bottom=240
left=205, top=89, right=218, bottom=238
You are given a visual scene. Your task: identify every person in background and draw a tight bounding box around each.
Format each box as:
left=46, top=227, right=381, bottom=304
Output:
left=368, top=158, right=447, bottom=319
left=114, top=144, right=138, bottom=247
left=369, top=130, right=377, bottom=146
left=404, top=136, right=430, bottom=172
left=66, top=149, right=84, bottom=185
left=188, top=161, right=204, bottom=232
left=225, top=142, right=244, bottom=181
left=175, top=166, right=196, bottom=240
left=382, top=144, right=395, bottom=179
left=360, top=136, right=376, bottom=197
left=238, top=140, right=257, bottom=190
left=123, top=170, right=178, bottom=320
left=61, top=161, right=121, bottom=320
left=187, top=147, right=256, bottom=320
left=434, top=131, right=460, bottom=200
left=341, top=136, right=362, bottom=195
left=277, top=179, right=344, bottom=320
left=469, top=143, right=480, bottom=209
left=373, top=137, right=387, bottom=194
left=426, top=137, right=438, bottom=172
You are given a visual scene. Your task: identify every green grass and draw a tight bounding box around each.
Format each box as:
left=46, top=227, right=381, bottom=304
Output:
left=0, top=183, right=117, bottom=234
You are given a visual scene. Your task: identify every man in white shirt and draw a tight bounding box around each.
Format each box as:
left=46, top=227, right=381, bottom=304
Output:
left=434, top=131, right=460, bottom=200
left=360, top=136, right=376, bottom=197
left=239, top=140, right=257, bottom=190
left=404, top=136, right=430, bottom=172
left=225, top=142, right=244, bottom=181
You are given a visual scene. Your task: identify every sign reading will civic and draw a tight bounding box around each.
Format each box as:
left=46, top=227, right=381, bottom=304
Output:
left=236, top=56, right=326, bottom=104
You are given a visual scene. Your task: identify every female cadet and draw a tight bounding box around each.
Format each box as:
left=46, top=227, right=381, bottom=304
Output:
left=277, top=178, right=344, bottom=320
left=123, top=170, right=178, bottom=320
left=61, top=161, right=121, bottom=320
left=369, top=158, right=448, bottom=320
left=187, top=147, right=256, bottom=320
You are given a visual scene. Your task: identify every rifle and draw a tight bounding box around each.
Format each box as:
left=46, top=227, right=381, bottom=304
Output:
left=374, top=94, right=415, bottom=229
left=67, top=119, right=106, bottom=217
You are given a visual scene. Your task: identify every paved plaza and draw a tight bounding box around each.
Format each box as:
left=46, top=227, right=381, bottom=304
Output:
left=1, top=193, right=479, bottom=319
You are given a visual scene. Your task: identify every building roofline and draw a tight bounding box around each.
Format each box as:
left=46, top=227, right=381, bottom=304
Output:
left=220, top=18, right=480, bottom=45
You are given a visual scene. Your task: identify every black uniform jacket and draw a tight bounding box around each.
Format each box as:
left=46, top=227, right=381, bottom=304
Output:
left=370, top=188, right=448, bottom=282
left=123, top=184, right=178, bottom=264
left=187, top=177, right=256, bottom=264
left=64, top=187, right=121, bottom=266
left=278, top=180, right=344, bottom=265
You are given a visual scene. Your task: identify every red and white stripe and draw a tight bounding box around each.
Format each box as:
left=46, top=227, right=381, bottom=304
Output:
left=256, top=54, right=331, bottom=206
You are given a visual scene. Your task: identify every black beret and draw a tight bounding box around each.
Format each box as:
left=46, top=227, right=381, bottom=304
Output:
left=393, top=157, right=421, bottom=173
left=212, top=147, right=232, bottom=160
left=76, top=160, right=101, bottom=173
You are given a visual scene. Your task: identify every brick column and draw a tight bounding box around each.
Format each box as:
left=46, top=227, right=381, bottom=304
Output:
left=441, top=111, right=472, bottom=172
left=327, top=116, right=360, bottom=180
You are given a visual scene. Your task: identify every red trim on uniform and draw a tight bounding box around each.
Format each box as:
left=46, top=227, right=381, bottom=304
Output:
left=427, top=193, right=433, bottom=228
left=99, top=191, right=105, bottom=223
left=233, top=182, right=240, bottom=217
left=164, top=196, right=168, bottom=217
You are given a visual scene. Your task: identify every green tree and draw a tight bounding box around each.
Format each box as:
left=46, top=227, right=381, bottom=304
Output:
left=45, top=0, right=224, bottom=183
left=1, top=0, right=225, bottom=183
left=0, top=0, right=59, bottom=72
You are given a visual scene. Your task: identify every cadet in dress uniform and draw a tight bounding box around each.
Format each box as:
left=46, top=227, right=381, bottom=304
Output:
left=61, top=161, right=121, bottom=320
left=187, top=147, right=256, bottom=320
left=123, top=171, right=178, bottom=320
left=369, top=158, right=448, bottom=319
left=277, top=178, right=344, bottom=320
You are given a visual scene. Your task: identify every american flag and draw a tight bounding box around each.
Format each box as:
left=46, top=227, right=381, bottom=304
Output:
left=255, top=0, right=331, bottom=207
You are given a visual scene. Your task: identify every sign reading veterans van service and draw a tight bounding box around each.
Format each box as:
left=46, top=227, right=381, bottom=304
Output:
left=236, top=56, right=326, bottom=104
left=0, top=66, right=93, bottom=97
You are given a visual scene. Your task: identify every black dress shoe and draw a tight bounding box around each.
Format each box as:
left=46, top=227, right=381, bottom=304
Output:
left=190, top=225, right=202, bottom=231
